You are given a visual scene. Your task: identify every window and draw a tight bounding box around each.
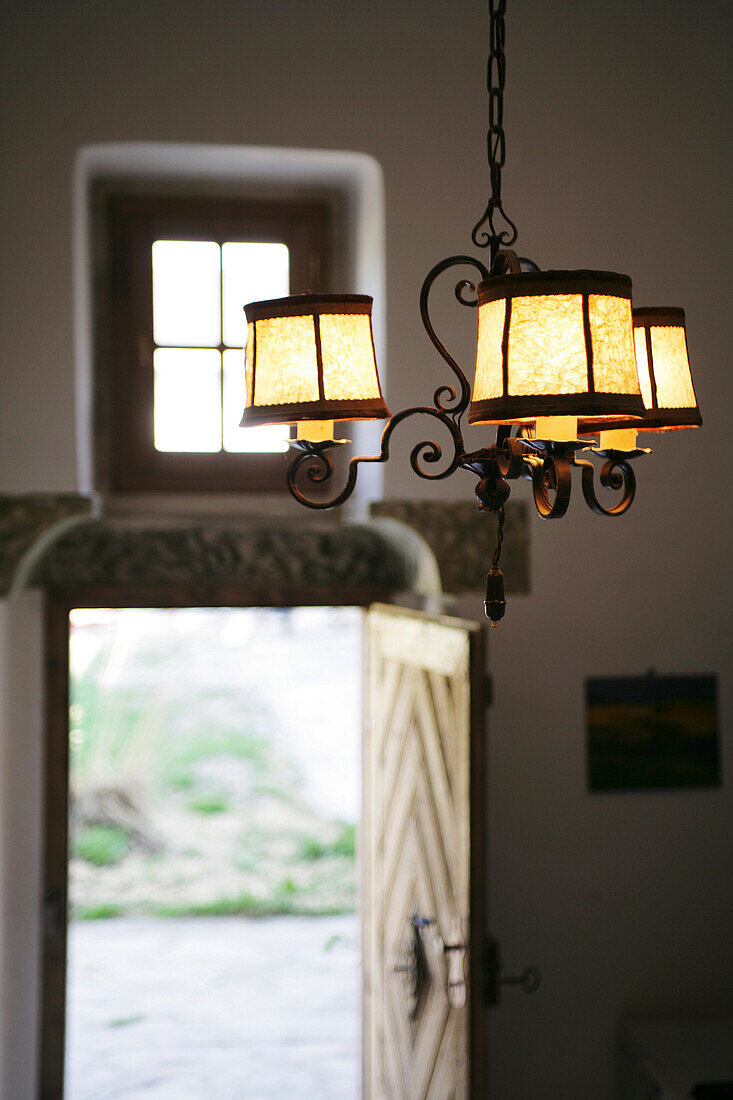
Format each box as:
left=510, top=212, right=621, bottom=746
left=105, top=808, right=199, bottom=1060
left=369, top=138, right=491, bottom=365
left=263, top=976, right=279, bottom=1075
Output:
left=103, top=194, right=329, bottom=492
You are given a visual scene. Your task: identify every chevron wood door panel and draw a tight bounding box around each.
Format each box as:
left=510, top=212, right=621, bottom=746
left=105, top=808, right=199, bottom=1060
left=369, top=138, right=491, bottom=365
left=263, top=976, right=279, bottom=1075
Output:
left=363, top=604, right=487, bottom=1099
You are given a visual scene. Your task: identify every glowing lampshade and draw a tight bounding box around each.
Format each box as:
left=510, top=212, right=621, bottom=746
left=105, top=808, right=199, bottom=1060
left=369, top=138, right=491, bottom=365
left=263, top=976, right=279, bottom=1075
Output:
left=240, top=293, right=390, bottom=428
left=580, top=308, right=701, bottom=434
left=468, top=271, right=645, bottom=426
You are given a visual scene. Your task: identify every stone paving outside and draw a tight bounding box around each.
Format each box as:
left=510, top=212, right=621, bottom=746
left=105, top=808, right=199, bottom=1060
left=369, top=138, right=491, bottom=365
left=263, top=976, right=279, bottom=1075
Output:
left=66, top=914, right=360, bottom=1099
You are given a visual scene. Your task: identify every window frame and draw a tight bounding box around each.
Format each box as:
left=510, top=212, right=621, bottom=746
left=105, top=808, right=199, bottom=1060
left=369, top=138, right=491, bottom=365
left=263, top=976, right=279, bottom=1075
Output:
left=105, top=193, right=330, bottom=493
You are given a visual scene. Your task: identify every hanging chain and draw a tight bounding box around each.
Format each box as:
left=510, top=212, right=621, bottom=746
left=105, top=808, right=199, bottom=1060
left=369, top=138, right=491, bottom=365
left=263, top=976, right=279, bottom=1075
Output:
left=471, top=0, right=518, bottom=267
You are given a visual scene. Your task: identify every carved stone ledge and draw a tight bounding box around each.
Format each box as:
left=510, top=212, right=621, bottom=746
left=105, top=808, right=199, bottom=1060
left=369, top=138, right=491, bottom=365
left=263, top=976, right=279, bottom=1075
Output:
left=0, top=494, right=101, bottom=597
left=30, top=517, right=431, bottom=596
left=369, top=500, right=530, bottom=594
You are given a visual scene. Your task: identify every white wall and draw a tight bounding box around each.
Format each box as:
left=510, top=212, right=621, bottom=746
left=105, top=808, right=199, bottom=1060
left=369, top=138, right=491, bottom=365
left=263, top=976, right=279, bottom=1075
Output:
left=0, top=594, right=43, bottom=1100
left=0, top=2, right=731, bottom=1097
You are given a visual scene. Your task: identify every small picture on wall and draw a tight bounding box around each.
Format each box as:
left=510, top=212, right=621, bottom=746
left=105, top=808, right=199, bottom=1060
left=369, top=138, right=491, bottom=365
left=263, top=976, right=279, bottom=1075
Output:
left=585, top=673, right=720, bottom=792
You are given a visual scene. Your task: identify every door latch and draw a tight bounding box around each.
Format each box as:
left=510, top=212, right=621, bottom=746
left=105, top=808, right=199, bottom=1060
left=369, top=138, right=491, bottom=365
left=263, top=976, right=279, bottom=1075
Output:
left=391, top=915, right=434, bottom=1018
left=485, top=934, right=541, bottom=1006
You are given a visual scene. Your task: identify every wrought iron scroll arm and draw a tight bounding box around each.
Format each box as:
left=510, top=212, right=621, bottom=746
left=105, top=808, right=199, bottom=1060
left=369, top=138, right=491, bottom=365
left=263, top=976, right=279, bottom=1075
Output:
left=531, top=452, right=573, bottom=519
left=468, top=441, right=644, bottom=522
left=287, top=405, right=465, bottom=511
left=287, top=253, right=494, bottom=511
left=575, top=454, right=638, bottom=517
left=419, top=255, right=490, bottom=421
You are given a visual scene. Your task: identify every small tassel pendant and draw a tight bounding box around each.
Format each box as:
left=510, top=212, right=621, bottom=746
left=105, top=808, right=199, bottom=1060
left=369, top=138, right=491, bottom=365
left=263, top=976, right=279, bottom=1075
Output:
left=484, top=566, right=506, bottom=627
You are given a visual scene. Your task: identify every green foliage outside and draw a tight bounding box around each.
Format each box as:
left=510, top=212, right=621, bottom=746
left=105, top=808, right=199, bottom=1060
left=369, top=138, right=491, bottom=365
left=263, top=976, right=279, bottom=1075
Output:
left=76, top=903, right=125, bottom=921
left=73, top=826, right=131, bottom=867
left=189, top=793, right=229, bottom=815
left=152, top=892, right=352, bottom=920
left=297, top=822, right=356, bottom=861
left=68, top=610, right=359, bottom=921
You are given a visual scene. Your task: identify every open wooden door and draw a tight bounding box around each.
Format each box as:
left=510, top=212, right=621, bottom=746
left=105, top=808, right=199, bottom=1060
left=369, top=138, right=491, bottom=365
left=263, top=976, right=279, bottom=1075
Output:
left=363, top=604, right=487, bottom=1099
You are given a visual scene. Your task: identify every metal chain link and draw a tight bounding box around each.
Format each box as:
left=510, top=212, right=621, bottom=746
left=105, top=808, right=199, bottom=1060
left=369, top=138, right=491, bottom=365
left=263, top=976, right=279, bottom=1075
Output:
left=471, top=0, right=518, bottom=265
left=488, top=0, right=506, bottom=197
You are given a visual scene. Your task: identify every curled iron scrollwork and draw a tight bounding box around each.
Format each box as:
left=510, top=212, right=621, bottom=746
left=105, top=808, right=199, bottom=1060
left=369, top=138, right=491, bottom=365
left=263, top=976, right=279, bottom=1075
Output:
left=531, top=453, right=573, bottom=519
left=286, top=443, right=355, bottom=511
left=285, top=255, right=491, bottom=511
left=286, top=406, right=465, bottom=510
left=454, top=278, right=482, bottom=307
left=419, top=255, right=490, bottom=419
left=471, top=201, right=519, bottom=256
left=578, top=455, right=637, bottom=517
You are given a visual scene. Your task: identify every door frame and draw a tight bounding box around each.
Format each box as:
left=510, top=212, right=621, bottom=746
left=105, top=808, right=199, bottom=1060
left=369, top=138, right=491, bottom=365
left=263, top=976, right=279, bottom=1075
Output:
left=40, top=580, right=391, bottom=1099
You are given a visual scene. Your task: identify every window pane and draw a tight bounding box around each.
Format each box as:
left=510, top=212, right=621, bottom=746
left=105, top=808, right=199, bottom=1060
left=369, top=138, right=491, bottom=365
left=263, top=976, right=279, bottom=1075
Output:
left=222, top=242, right=289, bottom=348
left=154, top=348, right=222, bottom=452
left=222, top=350, right=289, bottom=453
left=152, top=241, right=221, bottom=347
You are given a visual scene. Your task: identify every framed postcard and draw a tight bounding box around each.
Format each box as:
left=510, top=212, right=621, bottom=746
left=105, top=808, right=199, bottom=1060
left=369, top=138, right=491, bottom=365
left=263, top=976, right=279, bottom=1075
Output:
left=585, top=672, right=720, bottom=792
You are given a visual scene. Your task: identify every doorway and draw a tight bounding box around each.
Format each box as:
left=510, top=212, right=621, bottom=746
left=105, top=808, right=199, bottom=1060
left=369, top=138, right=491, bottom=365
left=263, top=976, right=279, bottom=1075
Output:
left=44, top=598, right=366, bottom=1099
left=42, top=590, right=488, bottom=1098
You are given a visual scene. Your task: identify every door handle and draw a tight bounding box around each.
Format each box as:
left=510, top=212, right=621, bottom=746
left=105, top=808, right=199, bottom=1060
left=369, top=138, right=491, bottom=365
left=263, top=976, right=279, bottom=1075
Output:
left=391, top=915, right=474, bottom=1012
left=485, top=934, right=541, bottom=1006
left=390, top=914, right=434, bottom=1018
left=436, top=917, right=467, bottom=1008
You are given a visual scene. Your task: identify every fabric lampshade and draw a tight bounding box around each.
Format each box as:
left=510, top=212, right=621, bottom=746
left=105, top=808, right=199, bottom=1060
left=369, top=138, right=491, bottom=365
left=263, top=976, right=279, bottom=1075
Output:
left=240, top=293, right=390, bottom=428
left=468, top=270, right=645, bottom=426
left=579, top=308, right=701, bottom=433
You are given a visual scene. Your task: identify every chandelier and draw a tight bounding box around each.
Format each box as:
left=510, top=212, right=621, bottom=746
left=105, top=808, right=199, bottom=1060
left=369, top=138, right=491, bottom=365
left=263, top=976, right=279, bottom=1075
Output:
left=240, top=1, right=701, bottom=625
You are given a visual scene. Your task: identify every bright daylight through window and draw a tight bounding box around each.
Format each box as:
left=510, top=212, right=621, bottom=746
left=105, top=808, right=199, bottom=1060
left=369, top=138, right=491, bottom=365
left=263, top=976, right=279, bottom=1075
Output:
left=151, top=239, right=290, bottom=454
left=102, top=193, right=328, bottom=492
